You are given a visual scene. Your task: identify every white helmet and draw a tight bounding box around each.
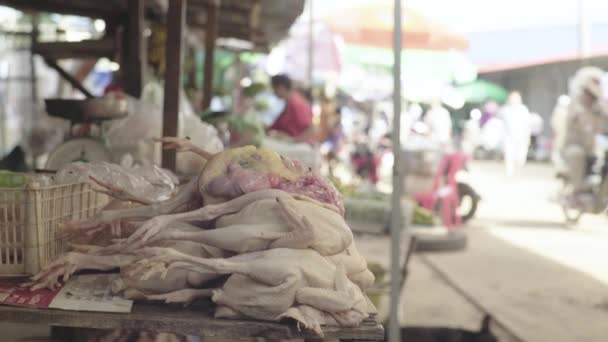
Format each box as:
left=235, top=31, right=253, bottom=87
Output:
left=569, top=66, right=604, bottom=99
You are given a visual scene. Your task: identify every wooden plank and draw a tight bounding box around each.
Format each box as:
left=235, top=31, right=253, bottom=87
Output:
left=0, top=0, right=124, bottom=19
left=202, top=1, right=219, bottom=110
left=42, top=57, right=94, bottom=98
left=161, top=0, right=186, bottom=171
left=190, top=0, right=252, bottom=12
left=188, top=11, right=250, bottom=27
left=0, top=303, right=383, bottom=340
left=32, top=38, right=115, bottom=60
left=30, top=13, right=39, bottom=103
left=122, top=0, right=145, bottom=98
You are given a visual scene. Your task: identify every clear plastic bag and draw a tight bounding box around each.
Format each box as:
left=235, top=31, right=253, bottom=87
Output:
left=54, top=161, right=178, bottom=203
left=105, top=81, right=223, bottom=174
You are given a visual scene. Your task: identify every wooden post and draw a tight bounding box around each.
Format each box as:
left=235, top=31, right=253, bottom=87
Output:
left=123, top=0, right=145, bottom=98
left=30, top=13, right=39, bottom=103
left=162, top=0, right=186, bottom=171
left=202, top=0, right=219, bottom=110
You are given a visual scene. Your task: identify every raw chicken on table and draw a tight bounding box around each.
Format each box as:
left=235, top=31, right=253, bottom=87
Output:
left=25, top=137, right=375, bottom=336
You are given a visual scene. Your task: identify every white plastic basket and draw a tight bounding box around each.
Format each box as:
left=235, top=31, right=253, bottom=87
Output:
left=0, top=183, right=108, bottom=275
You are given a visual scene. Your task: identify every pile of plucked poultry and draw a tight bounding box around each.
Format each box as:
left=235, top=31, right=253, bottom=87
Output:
left=25, top=137, right=376, bottom=336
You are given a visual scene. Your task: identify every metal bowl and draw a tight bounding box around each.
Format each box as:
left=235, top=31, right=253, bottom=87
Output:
left=45, top=97, right=128, bottom=123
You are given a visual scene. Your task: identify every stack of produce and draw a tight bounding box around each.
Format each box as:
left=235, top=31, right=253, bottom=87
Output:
left=26, top=139, right=376, bottom=337
left=0, top=171, right=27, bottom=188
left=333, top=176, right=437, bottom=226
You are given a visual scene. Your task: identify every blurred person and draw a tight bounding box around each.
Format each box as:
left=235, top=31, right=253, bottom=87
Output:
left=423, top=101, right=453, bottom=148
left=479, top=100, right=499, bottom=128
left=551, top=95, right=570, bottom=170
left=561, top=67, right=608, bottom=196
left=368, top=110, right=389, bottom=149
left=461, top=108, right=482, bottom=156
left=400, top=103, right=423, bottom=145
left=499, top=91, right=531, bottom=176
left=528, top=111, right=544, bottom=159
left=267, top=74, right=316, bottom=143
left=322, top=107, right=344, bottom=177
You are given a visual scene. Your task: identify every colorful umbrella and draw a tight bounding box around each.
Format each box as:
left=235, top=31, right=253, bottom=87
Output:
left=457, top=79, right=508, bottom=104
left=324, top=2, right=468, bottom=51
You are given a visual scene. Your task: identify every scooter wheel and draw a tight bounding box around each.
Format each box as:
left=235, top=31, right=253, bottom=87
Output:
left=415, top=231, right=467, bottom=252
left=457, top=183, right=479, bottom=223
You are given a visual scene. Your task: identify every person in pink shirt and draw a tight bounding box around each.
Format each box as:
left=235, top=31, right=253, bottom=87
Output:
left=268, top=74, right=316, bottom=143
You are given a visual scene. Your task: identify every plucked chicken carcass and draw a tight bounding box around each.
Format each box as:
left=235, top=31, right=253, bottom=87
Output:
left=132, top=247, right=370, bottom=336
left=24, top=223, right=225, bottom=296
left=26, top=138, right=375, bottom=336
left=67, top=137, right=343, bottom=236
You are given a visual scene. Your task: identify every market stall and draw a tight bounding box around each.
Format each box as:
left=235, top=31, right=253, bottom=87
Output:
left=0, top=0, right=384, bottom=340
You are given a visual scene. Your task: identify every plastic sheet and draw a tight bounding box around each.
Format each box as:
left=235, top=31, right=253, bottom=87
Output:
left=104, top=81, right=223, bottom=174
left=262, top=137, right=320, bottom=169
left=53, top=161, right=178, bottom=203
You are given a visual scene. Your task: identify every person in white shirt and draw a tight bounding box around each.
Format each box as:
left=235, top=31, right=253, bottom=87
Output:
left=423, top=101, right=453, bottom=148
left=499, top=91, right=531, bottom=176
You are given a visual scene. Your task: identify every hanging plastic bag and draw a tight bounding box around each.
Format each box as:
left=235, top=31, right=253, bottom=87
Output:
left=105, top=81, right=223, bottom=174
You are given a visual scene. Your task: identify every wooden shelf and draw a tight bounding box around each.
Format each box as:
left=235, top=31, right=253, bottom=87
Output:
left=0, top=302, right=384, bottom=341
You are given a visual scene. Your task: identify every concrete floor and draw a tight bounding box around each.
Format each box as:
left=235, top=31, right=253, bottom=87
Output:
left=420, top=160, right=608, bottom=342
left=354, top=160, right=608, bottom=342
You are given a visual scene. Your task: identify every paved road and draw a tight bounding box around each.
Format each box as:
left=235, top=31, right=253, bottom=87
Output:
left=470, top=161, right=608, bottom=286
left=422, top=160, right=608, bottom=342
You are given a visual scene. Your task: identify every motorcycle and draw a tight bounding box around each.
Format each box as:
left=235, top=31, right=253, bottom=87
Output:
left=455, top=161, right=481, bottom=223
left=407, top=123, right=481, bottom=224
left=557, top=135, right=608, bottom=224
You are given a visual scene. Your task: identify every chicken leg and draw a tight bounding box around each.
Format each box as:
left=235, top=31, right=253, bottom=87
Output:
left=65, top=177, right=202, bottom=233
left=155, top=136, right=215, bottom=160
left=122, top=189, right=307, bottom=248
left=136, top=197, right=315, bottom=253
left=23, top=252, right=135, bottom=291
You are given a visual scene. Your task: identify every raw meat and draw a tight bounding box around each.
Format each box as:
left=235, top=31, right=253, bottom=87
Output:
left=27, top=224, right=225, bottom=298
left=135, top=195, right=352, bottom=255
left=132, top=247, right=369, bottom=336
left=27, top=139, right=375, bottom=336
left=67, top=140, right=344, bottom=236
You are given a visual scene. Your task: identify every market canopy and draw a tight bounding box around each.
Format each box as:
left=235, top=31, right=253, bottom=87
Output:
left=457, top=79, right=508, bottom=104
left=0, top=0, right=304, bottom=49
left=323, top=1, right=468, bottom=51
left=319, top=1, right=475, bottom=102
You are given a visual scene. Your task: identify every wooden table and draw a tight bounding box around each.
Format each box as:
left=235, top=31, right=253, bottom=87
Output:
left=0, top=302, right=384, bottom=341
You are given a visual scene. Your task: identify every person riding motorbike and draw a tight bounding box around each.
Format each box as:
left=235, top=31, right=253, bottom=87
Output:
left=561, top=67, right=608, bottom=207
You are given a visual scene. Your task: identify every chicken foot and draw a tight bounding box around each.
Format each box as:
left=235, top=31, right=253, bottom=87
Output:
left=23, top=252, right=135, bottom=291
left=89, top=175, right=153, bottom=205
left=155, top=136, right=215, bottom=160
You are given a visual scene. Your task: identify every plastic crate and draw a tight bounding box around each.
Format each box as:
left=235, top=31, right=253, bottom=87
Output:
left=0, top=183, right=108, bottom=275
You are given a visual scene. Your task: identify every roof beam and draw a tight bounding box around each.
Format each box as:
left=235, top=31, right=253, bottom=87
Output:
left=0, top=0, right=124, bottom=19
